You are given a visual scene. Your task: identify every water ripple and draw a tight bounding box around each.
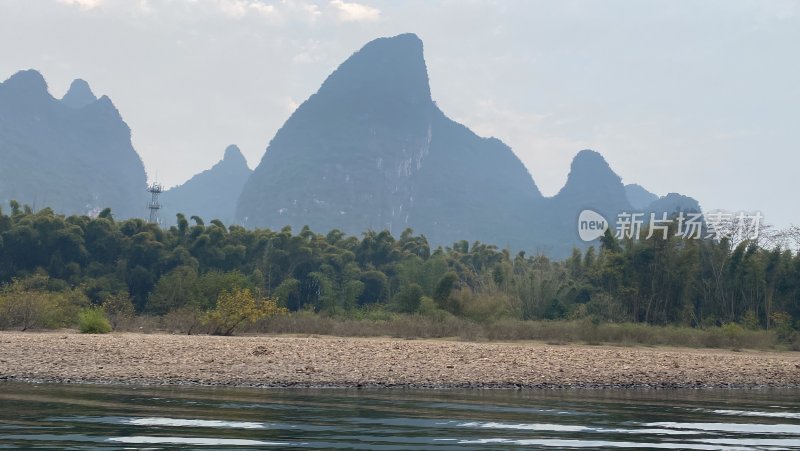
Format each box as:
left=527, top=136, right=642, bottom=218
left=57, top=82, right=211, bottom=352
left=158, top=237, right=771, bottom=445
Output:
left=107, top=436, right=287, bottom=446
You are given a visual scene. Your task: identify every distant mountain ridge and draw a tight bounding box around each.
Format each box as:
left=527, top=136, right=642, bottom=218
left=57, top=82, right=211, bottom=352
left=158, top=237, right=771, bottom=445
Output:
left=0, top=70, right=147, bottom=218
left=625, top=183, right=659, bottom=210
left=0, top=39, right=703, bottom=257
left=540, top=151, right=703, bottom=255
left=235, top=33, right=700, bottom=256
left=159, top=144, right=252, bottom=226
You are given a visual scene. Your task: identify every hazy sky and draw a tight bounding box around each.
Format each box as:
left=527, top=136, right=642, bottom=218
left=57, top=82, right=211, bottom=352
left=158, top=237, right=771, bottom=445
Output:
left=1, top=0, right=797, bottom=229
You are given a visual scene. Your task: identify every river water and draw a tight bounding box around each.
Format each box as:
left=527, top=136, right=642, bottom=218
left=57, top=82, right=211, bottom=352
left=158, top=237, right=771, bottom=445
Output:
left=0, top=383, right=799, bottom=449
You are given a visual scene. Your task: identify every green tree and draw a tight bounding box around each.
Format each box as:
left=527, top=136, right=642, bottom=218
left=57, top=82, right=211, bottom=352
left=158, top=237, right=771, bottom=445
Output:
left=393, top=283, right=424, bottom=313
left=433, top=271, right=458, bottom=311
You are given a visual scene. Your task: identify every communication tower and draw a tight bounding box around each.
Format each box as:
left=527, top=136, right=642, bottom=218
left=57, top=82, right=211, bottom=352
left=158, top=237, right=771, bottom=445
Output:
left=147, top=182, right=163, bottom=224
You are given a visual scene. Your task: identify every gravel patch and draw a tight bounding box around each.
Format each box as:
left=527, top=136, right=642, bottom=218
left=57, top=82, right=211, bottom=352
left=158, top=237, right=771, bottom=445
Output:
left=1, top=332, right=798, bottom=389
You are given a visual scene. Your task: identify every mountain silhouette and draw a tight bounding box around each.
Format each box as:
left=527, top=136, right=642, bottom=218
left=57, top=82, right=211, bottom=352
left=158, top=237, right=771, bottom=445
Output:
left=550, top=150, right=631, bottom=219
left=625, top=183, right=659, bottom=210
left=236, top=33, right=542, bottom=250
left=0, top=40, right=703, bottom=256
left=0, top=70, right=147, bottom=218
left=160, top=144, right=252, bottom=226
left=60, top=79, right=97, bottom=108
left=645, top=192, right=702, bottom=216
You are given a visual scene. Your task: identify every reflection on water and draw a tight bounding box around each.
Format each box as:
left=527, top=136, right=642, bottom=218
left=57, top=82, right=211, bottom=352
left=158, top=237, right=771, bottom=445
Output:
left=0, top=382, right=799, bottom=449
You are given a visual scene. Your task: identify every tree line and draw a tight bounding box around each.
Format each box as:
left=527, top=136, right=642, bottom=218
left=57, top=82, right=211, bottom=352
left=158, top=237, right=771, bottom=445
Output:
left=0, top=202, right=798, bottom=336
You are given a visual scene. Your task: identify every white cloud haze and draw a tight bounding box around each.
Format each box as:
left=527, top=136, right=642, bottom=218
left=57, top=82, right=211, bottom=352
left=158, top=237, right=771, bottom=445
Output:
left=57, top=0, right=103, bottom=10
left=330, top=0, right=380, bottom=22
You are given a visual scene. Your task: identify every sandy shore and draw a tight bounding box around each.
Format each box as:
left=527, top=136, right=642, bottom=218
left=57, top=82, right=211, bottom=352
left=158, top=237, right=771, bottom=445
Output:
left=1, top=331, right=799, bottom=389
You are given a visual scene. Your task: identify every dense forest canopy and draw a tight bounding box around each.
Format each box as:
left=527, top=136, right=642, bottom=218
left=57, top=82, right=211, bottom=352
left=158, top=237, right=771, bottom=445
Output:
left=0, top=202, right=798, bottom=334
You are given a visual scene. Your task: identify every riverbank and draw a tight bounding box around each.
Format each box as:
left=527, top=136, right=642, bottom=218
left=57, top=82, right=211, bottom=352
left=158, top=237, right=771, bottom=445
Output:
left=1, top=332, right=799, bottom=389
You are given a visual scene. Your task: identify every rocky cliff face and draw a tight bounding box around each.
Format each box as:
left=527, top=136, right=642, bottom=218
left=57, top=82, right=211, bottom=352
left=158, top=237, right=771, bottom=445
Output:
left=0, top=70, right=147, bottom=218
left=235, top=34, right=706, bottom=256
left=236, top=33, right=542, bottom=249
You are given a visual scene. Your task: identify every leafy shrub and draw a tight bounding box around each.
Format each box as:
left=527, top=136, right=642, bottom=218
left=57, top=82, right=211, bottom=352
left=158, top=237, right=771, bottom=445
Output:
left=741, top=310, right=760, bottom=330
left=452, top=287, right=514, bottom=322
left=392, top=284, right=424, bottom=313
left=0, top=276, right=88, bottom=330
left=721, top=322, right=745, bottom=349
left=433, top=272, right=459, bottom=312
left=78, top=308, right=112, bottom=334
left=205, top=288, right=286, bottom=335
left=770, top=312, right=795, bottom=342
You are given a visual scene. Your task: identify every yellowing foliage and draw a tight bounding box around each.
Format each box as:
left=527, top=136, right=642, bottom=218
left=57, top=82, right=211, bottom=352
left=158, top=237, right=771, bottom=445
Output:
left=205, top=288, right=286, bottom=336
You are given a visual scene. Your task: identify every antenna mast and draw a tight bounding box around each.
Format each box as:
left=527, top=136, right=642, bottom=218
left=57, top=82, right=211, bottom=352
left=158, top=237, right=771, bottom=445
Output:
left=147, top=181, right=163, bottom=224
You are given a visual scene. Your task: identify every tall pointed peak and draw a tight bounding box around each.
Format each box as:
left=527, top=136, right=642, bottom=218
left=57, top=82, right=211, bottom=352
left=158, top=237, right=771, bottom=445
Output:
left=565, top=149, right=620, bottom=183
left=222, top=144, right=248, bottom=167
left=61, top=78, right=97, bottom=108
left=315, top=32, right=431, bottom=106
left=361, top=32, right=423, bottom=54
left=223, top=144, right=243, bottom=160
left=555, top=149, right=627, bottom=204
left=1, top=69, right=49, bottom=97
left=570, top=149, right=610, bottom=170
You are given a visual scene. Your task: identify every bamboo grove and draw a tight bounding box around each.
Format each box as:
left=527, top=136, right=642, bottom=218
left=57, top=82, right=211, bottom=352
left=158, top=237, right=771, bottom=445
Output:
left=0, top=203, right=798, bottom=333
